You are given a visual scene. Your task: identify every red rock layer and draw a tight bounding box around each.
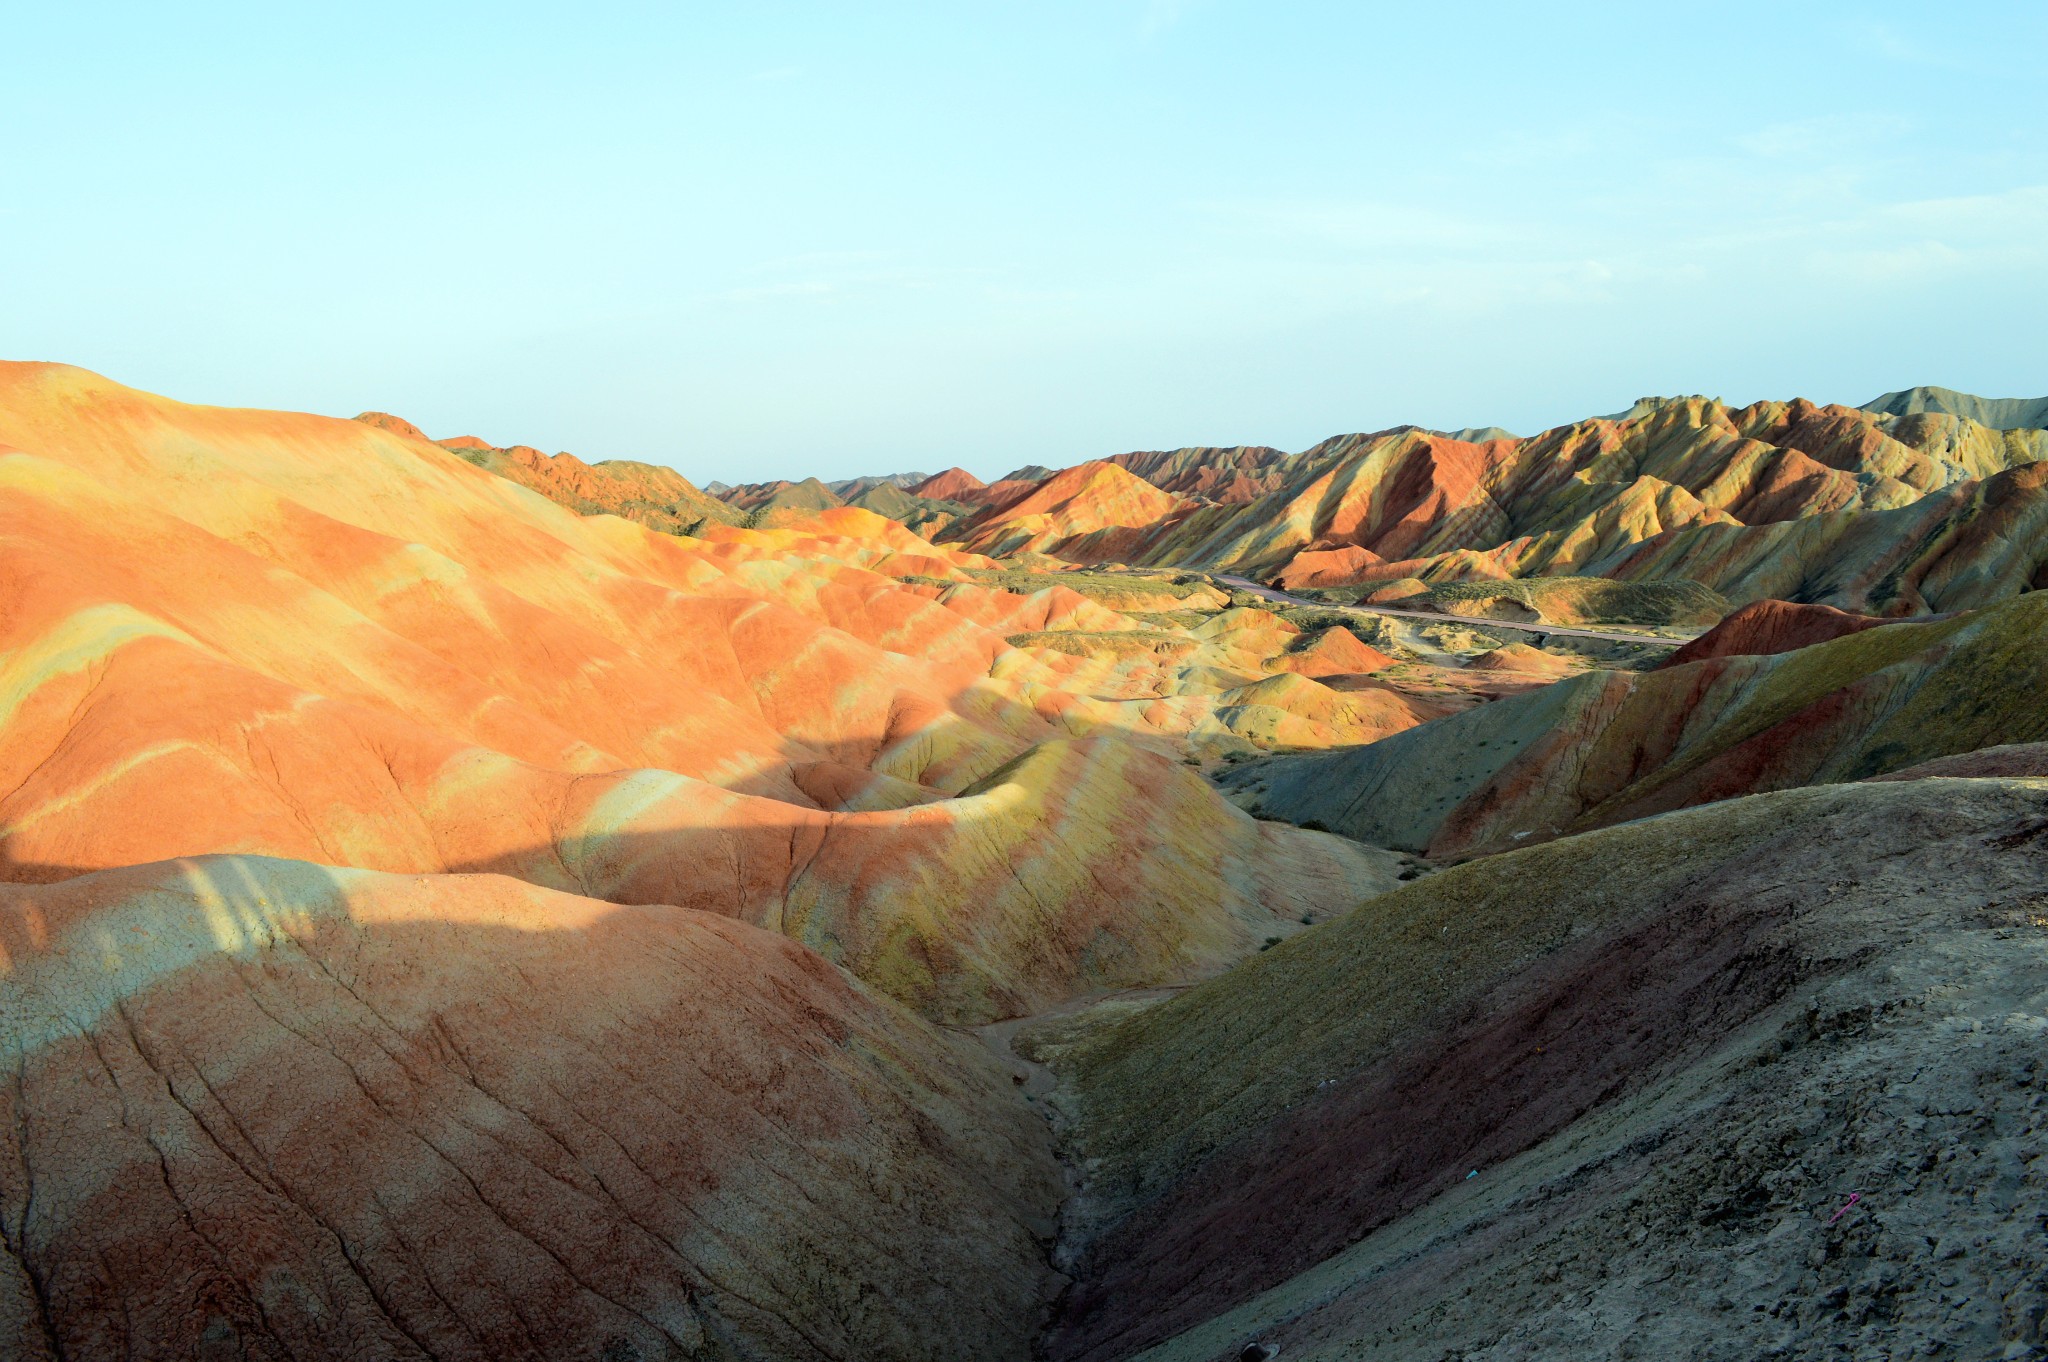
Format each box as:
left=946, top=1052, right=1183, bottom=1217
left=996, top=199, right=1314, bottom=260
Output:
left=1659, top=599, right=1891, bottom=668
left=946, top=461, right=1193, bottom=559
left=911, top=466, right=988, bottom=501
left=1269, top=627, right=1395, bottom=678
left=1274, top=544, right=1385, bottom=590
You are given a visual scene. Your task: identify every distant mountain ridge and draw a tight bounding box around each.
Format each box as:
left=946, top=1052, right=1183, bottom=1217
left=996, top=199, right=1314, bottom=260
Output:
left=1434, top=424, right=1517, bottom=442
left=827, top=470, right=930, bottom=497
left=1101, top=445, right=1291, bottom=504
left=1862, top=385, right=2048, bottom=430
left=350, top=413, right=744, bottom=535
left=925, top=388, right=2048, bottom=618
left=368, top=386, right=2048, bottom=619
left=713, top=473, right=974, bottom=536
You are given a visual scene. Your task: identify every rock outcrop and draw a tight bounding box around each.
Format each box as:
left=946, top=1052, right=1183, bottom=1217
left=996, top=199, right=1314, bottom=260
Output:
left=946, top=461, right=1193, bottom=560
left=454, top=441, right=743, bottom=534
left=911, top=466, right=990, bottom=501
left=1659, top=597, right=1891, bottom=667
left=1102, top=445, right=1291, bottom=504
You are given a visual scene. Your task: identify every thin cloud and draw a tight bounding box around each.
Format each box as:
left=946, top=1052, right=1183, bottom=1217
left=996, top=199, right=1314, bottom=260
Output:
left=1139, top=0, right=1195, bottom=39
left=1196, top=198, right=1522, bottom=253
left=1736, top=113, right=1912, bottom=160
left=1845, top=20, right=1966, bottom=69
left=1881, top=184, right=2048, bottom=233
left=1807, top=240, right=1966, bottom=285
left=721, top=280, right=835, bottom=303
left=714, top=258, right=1000, bottom=306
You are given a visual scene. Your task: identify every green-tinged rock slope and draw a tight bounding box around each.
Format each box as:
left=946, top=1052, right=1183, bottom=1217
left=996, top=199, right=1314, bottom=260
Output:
left=1222, top=590, right=2048, bottom=857
left=1035, top=778, right=2048, bottom=1362
left=1863, top=384, right=2048, bottom=430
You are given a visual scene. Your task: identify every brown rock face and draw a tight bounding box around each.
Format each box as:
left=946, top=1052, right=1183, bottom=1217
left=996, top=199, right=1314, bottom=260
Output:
left=1103, top=446, right=1291, bottom=504
left=1273, top=543, right=1385, bottom=590
left=455, top=441, right=744, bottom=534
left=1466, top=642, right=1574, bottom=673
left=352, top=411, right=431, bottom=441
left=944, top=461, right=1191, bottom=560
left=1270, top=626, right=1395, bottom=678
left=969, top=477, right=1044, bottom=511
left=911, top=466, right=988, bottom=501
left=0, top=858, right=1063, bottom=1362
left=1659, top=598, right=1890, bottom=668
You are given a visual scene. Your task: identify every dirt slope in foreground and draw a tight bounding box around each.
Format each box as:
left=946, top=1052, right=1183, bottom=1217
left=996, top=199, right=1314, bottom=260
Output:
left=0, top=857, right=1063, bottom=1361
left=1040, top=778, right=2048, bottom=1361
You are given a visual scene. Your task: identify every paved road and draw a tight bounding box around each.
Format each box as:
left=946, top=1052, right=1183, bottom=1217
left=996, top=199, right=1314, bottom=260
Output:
left=1207, top=574, right=1689, bottom=648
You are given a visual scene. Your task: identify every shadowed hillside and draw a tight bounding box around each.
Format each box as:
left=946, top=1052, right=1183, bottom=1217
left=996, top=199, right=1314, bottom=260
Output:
left=1035, top=777, right=2048, bottom=1361
left=0, top=857, right=1065, bottom=1361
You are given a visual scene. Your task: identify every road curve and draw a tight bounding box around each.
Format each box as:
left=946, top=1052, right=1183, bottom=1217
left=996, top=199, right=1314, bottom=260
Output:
left=1206, top=574, right=1689, bottom=648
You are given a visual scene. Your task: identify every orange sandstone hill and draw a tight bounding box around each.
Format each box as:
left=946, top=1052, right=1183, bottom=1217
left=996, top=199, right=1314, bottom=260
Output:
left=0, top=360, right=1448, bottom=1356
left=911, top=465, right=989, bottom=501
left=0, top=363, right=1407, bottom=1028
left=946, top=459, right=1194, bottom=560
left=0, top=857, right=1064, bottom=1360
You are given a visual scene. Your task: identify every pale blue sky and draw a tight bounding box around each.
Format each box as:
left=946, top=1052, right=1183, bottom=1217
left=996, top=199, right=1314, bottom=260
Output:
left=6, top=2, right=2044, bottom=483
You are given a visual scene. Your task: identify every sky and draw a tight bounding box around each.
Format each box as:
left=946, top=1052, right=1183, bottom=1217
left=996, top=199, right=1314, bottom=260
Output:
left=5, top=2, right=2045, bottom=485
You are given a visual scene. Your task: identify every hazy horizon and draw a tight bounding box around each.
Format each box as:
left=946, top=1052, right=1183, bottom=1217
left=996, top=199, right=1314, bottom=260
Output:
left=8, top=1, right=2044, bottom=485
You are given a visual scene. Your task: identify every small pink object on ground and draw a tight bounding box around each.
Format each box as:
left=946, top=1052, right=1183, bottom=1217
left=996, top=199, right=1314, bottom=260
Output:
left=1828, top=1192, right=1862, bottom=1225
